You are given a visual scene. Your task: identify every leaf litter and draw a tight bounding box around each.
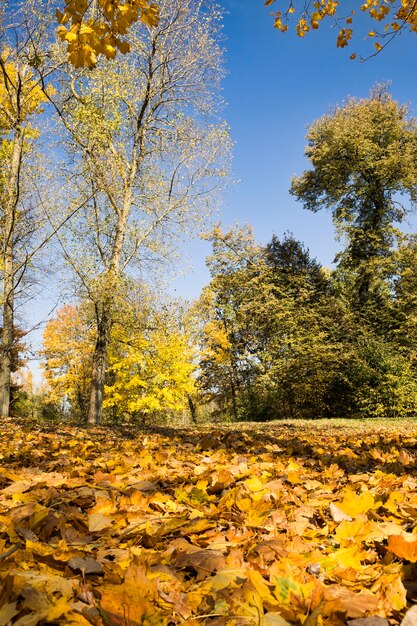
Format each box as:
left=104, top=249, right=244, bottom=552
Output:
left=1, top=418, right=417, bottom=625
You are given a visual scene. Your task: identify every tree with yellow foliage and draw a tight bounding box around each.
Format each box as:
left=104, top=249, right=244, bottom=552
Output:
left=105, top=308, right=196, bottom=421
left=53, top=0, right=231, bottom=425
left=41, top=305, right=94, bottom=418
left=42, top=300, right=196, bottom=423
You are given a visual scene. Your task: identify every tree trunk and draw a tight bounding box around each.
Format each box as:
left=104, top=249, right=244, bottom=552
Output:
left=187, top=394, right=197, bottom=424
left=87, top=308, right=112, bottom=425
left=0, top=129, right=23, bottom=417
left=0, top=263, right=14, bottom=417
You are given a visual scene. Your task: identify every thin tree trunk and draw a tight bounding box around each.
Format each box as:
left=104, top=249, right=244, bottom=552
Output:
left=187, top=394, right=197, bottom=424
left=0, top=260, right=14, bottom=417
left=87, top=307, right=112, bottom=425
left=230, top=378, right=238, bottom=421
left=0, top=129, right=23, bottom=417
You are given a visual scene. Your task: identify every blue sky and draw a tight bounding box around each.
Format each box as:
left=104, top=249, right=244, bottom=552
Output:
left=170, top=0, right=417, bottom=298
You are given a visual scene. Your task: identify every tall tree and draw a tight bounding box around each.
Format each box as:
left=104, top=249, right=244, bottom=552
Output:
left=0, top=1, right=56, bottom=416
left=197, top=225, right=262, bottom=420
left=291, top=85, right=417, bottom=312
left=53, top=0, right=231, bottom=424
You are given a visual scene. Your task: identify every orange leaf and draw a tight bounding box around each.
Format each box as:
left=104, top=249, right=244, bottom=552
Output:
left=388, top=534, right=417, bottom=562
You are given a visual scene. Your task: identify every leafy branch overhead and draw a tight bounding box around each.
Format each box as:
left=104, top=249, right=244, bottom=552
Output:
left=57, top=0, right=159, bottom=68
left=265, top=0, right=417, bottom=56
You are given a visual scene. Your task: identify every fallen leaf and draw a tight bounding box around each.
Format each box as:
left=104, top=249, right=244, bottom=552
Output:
left=347, top=618, right=389, bottom=626
left=388, top=534, right=417, bottom=562
left=330, top=502, right=352, bottom=522
left=88, top=512, right=113, bottom=532
left=264, top=614, right=292, bottom=626
left=68, top=556, right=104, bottom=575
left=0, top=603, right=19, bottom=626
left=401, top=605, right=417, bottom=626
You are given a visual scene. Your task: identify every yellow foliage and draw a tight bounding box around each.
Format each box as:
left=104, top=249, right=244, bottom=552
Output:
left=57, top=0, right=159, bottom=68
left=41, top=305, right=94, bottom=414
left=104, top=313, right=196, bottom=417
left=267, top=0, right=417, bottom=54
left=337, top=487, right=375, bottom=517
left=1, top=419, right=417, bottom=623
left=0, top=51, right=50, bottom=132
left=202, top=320, right=233, bottom=365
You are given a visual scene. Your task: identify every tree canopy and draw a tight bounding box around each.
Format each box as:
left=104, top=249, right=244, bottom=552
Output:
left=291, top=84, right=417, bottom=310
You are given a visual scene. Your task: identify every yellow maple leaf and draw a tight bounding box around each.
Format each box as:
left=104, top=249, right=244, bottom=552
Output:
left=334, top=515, right=377, bottom=546
left=337, top=488, right=375, bottom=517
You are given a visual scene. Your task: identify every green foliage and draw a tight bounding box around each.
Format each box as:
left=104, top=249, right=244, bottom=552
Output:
left=196, top=219, right=417, bottom=421
left=291, top=84, right=417, bottom=311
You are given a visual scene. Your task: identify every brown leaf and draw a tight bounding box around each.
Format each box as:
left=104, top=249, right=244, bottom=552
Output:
left=0, top=602, right=19, bottom=626
left=88, top=513, right=113, bottom=533
left=175, top=549, right=226, bottom=581
left=67, top=556, right=104, bottom=575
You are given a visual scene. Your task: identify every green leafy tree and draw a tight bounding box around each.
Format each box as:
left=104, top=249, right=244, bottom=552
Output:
left=197, top=225, right=262, bottom=420
left=291, top=85, right=417, bottom=314
left=197, top=228, right=352, bottom=420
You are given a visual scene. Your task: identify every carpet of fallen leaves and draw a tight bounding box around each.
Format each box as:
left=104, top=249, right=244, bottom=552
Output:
left=2, top=418, right=417, bottom=626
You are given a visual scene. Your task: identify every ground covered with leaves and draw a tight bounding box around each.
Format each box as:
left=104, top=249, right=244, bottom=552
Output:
left=1, top=418, right=417, bottom=626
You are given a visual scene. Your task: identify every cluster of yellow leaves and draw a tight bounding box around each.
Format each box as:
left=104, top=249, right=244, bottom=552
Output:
left=0, top=52, right=49, bottom=131
left=56, top=0, right=159, bottom=68
left=1, top=418, right=417, bottom=625
left=201, top=321, right=233, bottom=366
left=266, top=0, right=417, bottom=54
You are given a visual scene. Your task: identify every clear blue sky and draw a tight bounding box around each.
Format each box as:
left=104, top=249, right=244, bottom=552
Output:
left=170, top=0, right=417, bottom=298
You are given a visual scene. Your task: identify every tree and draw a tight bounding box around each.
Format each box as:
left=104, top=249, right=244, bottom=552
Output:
left=53, top=0, right=231, bottom=424
left=197, top=225, right=416, bottom=420
left=266, top=0, right=417, bottom=57
left=291, top=85, right=417, bottom=312
left=104, top=306, right=196, bottom=422
left=197, top=225, right=262, bottom=420
left=197, top=227, right=344, bottom=420
left=265, top=233, right=328, bottom=299
left=42, top=298, right=196, bottom=423
left=0, top=3, right=56, bottom=417
left=41, top=305, right=94, bottom=418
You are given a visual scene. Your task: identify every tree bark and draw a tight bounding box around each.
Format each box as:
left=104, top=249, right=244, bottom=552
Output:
left=187, top=394, right=197, bottom=424
left=0, top=129, right=23, bottom=417
left=87, top=307, right=112, bottom=425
